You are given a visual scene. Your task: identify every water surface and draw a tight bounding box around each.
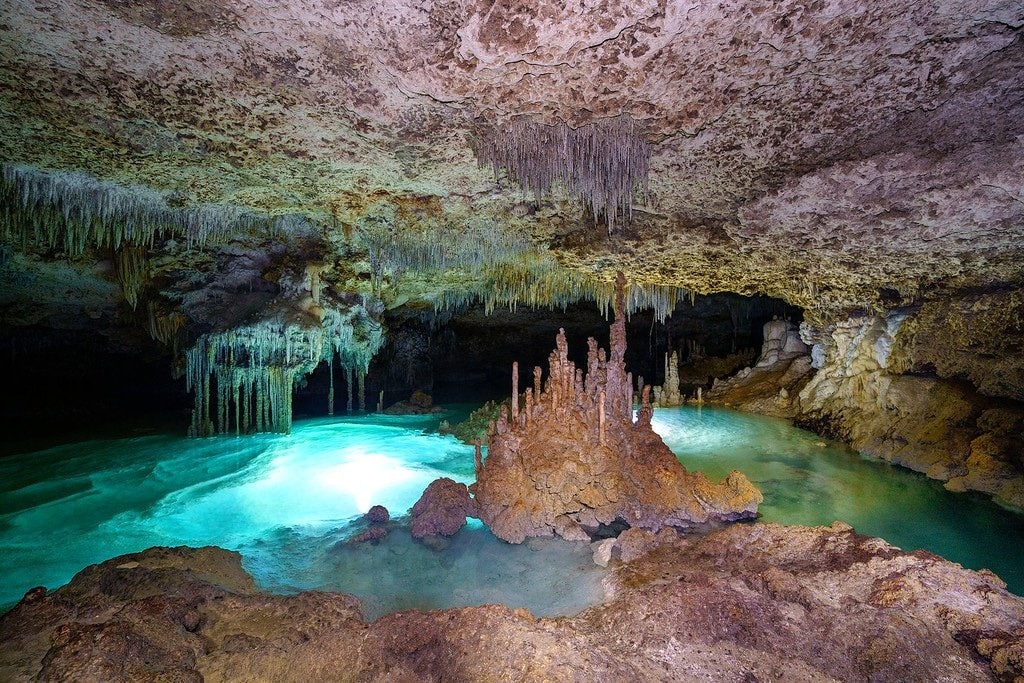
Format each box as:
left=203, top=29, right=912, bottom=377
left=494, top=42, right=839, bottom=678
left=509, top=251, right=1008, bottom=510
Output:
left=2, top=405, right=1022, bottom=616
left=653, top=406, right=1024, bottom=591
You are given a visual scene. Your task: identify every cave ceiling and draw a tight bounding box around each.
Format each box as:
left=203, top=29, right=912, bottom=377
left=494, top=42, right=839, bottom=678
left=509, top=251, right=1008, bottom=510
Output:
left=1, top=0, right=1023, bottom=328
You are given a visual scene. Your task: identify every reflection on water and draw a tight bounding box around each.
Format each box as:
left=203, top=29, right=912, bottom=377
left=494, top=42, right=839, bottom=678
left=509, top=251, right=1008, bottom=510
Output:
left=652, top=406, right=1024, bottom=592
left=2, top=404, right=1022, bottom=615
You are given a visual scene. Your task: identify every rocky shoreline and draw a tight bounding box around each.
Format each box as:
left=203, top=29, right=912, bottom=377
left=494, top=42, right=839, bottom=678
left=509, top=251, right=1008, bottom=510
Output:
left=2, top=521, right=1022, bottom=682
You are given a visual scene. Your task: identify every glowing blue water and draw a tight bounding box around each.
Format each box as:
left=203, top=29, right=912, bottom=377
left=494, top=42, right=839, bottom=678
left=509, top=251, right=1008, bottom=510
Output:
left=0, top=412, right=607, bottom=618
left=2, top=406, right=1022, bottom=617
left=652, top=406, right=1024, bottom=592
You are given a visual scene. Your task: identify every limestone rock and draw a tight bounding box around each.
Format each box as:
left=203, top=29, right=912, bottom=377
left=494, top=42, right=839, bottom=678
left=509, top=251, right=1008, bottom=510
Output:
left=4, top=524, right=1024, bottom=682
left=475, top=274, right=762, bottom=543
left=351, top=525, right=388, bottom=544
left=795, top=312, right=1024, bottom=509
left=384, top=391, right=443, bottom=415
left=409, top=478, right=477, bottom=539
left=591, top=538, right=617, bottom=567
left=707, top=317, right=814, bottom=417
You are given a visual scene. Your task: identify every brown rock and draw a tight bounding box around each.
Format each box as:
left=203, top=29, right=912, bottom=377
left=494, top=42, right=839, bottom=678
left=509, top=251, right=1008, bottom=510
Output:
left=475, top=275, right=762, bottom=543
left=409, top=478, right=478, bottom=539
left=5, top=524, right=1024, bottom=682
left=365, top=505, right=390, bottom=524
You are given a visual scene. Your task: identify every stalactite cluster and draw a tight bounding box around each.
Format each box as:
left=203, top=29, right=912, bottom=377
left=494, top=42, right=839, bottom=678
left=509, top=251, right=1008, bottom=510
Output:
left=146, top=302, right=187, bottom=354
left=431, top=255, right=691, bottom=322
left=357, top=214, right=531, bottom=277
left=185, top=305, right=384, bottom=436
left=114, top=245, right=148, bottom=310
left=0, top=164, right=305, bottom=256
left=472, top=114, right=650, bottom=229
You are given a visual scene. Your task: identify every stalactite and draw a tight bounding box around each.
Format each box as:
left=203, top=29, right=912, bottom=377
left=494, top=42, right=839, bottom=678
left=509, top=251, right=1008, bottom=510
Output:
left=114, top=244, right=148, bottom=310
left=185, top=303, right=385, bottom=436
left=472, top=114, right=650, bottom=230
left=146, top=302, right=186, bottom=352
left=0, top=163, right=306, bottom=257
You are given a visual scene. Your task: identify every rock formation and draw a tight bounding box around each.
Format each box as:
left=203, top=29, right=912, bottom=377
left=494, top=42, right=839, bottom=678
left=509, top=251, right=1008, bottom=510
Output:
left=474, top=274, right=762, bottom=543
left=707, top=316, right=814, bottom=417
left=650, top=350, right=683, bottom=407
left=4, top=523, right=1024, bottom=681
left=797, top=312, right=1024, bottom=509
left=409, top=478, right=477, bottom=539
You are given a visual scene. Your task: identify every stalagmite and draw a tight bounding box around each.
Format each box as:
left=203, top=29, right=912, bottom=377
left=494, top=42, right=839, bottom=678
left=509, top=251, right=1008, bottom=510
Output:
left=346, top=365, right=354, bottom=413
left=357, top=371, right=366, bottom=412
left=377, top=390, right=384, bottom=413
left=474, top=271, right=763, bottom=543
left=511, top=361, right=519, bottom=422
left=327, top=356, right=335, bottom=416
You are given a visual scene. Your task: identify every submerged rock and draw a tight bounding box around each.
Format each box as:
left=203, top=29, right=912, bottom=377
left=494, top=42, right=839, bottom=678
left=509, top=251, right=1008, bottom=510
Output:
left=410, top=478, right=477, bottom=539
left=3, top=524, right=1024, bottom=681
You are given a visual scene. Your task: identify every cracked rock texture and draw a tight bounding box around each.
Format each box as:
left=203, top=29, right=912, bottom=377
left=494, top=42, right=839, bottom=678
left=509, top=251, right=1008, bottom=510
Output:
left=3, top=524, right=1024, bottom=681
left=0, top=0, right=1021, bottom=317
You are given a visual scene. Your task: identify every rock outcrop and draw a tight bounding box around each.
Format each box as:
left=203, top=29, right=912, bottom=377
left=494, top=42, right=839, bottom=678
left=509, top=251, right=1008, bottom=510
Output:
left=707, top=316, right=814, bottom=417
left=474, top=274, right=762, bottom=543
left=3, top=523, right=1024, bottom=682
left=409, top=477, right=477, bottom=539
left=797, top=312, right=1024, bottom=509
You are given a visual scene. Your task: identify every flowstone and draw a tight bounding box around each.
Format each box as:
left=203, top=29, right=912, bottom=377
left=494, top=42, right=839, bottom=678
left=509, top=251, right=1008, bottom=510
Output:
left=474, top=273, right=762, bottom=543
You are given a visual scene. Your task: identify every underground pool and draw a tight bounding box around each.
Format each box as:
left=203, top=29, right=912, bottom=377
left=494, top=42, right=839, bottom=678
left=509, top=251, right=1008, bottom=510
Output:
left=1, top=405, right=1022, bottom=618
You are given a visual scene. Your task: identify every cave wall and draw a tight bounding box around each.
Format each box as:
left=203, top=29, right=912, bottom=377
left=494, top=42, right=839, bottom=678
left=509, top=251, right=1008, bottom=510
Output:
left=710, top=291, right=1024, bottom=510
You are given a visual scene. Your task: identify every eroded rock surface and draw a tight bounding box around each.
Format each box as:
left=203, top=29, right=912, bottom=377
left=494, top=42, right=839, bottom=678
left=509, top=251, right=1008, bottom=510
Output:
left=797, top=312, right=1024, bottom=509
left=409, top=477, right=477, bottom=539
left=707, top=317, right=814, bottom=417
left=475, top=275, right=762, bottom=543
left=3, top=523, right=1023, bottom=682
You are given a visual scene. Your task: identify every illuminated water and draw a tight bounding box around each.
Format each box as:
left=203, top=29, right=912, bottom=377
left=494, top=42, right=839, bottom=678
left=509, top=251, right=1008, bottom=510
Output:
left=2, top=405, right=1023, bottom=616
left=0, top=411, right=607, bottom=617
left=652, top=406, right=1024, bottom=592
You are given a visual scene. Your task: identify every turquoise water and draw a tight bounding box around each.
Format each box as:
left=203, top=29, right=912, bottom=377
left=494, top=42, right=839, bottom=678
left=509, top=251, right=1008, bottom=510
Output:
left=652, top=406, right=1024, bottom=591
left=0, top=410, right=608, bottom=617
left=1, top=405, right=1022, bottom=616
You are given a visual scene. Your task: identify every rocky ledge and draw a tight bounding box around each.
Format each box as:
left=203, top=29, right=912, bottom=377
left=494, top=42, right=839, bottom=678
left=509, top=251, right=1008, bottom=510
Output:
left=2, top=522, right=1023, bottom=682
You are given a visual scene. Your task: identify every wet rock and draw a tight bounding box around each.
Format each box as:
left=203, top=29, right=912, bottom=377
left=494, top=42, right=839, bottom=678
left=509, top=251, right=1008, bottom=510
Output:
left=796, top=313, right=1024, bottom=509
left=351, top=525, right=388, bottom=544
left=707, top=317, right=814, bottom=417
left=591, top=538, right=616, bottom=567
left=409, top=478, right=477, bottom=539
left=384, top=391, right=444, bottom=415
left=365, top=505, right=390, bottom=524
left=4, top=524, right=1024, bottom=682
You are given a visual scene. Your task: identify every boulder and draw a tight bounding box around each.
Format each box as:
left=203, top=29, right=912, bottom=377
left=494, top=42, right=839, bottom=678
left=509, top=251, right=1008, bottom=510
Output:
left=364, top=505, right=390, bottom=524
left=410, top=478, right=478, bottom=539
